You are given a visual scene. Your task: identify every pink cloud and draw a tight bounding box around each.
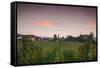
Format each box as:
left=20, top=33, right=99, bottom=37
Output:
left=84, top=21, right=96, bottom=30
left=32, top=21, right=53, bottom=27
left=86, top=22, right=96, bottom=28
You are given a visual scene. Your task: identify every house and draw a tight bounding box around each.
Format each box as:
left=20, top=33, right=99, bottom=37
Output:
left=22, top=35, right=36, bottom=40
left=17, top=34, right=36, bottom=40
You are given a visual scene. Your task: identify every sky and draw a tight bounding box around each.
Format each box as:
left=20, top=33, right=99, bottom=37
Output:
left=17, top=3, right=97, bottom=38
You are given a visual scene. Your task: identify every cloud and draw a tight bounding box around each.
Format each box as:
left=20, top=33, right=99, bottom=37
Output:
left=32, top=21, right=53, bottom=27
left=83, top=21, right=96, bottom=30
left=86, top=22, right=96, bottom=29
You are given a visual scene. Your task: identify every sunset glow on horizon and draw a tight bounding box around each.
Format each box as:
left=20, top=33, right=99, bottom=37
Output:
left=17, top=3, right=97, bottom=38
left=32, top=21, right=53, bottom=27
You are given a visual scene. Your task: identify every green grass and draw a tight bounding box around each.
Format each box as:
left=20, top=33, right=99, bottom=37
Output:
left=17, top=40, right=96, bottom=65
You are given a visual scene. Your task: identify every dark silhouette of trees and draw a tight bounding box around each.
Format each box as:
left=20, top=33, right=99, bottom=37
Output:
left=53, top=34, right=57, bottom=41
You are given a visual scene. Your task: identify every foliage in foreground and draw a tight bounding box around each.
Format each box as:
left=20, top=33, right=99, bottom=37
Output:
left=17, top=40, right=96, bottom=65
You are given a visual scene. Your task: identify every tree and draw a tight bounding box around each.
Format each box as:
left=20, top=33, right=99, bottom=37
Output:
left=89, top=32, right=94, bottom=43
left=90, top=32, right=93, bottom=39
left=53, top=34, right=57, bottom=41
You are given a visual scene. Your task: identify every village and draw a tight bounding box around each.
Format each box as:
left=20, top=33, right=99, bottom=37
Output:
left=17, top=32, right=96, bottom=43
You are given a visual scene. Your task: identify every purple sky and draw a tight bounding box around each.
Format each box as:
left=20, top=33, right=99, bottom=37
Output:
left=17, top=3, right=97, bottom=38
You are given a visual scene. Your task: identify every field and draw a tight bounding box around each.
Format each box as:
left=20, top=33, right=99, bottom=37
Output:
left=17, top=39, right=96, bottom=65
